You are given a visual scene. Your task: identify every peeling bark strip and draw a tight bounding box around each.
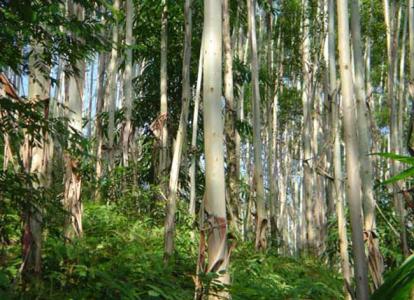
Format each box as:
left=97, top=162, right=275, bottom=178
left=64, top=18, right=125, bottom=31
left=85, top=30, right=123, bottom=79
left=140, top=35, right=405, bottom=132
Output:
left=195, top=199, right=234, bottom=300
left=63, top=0, right=85, bottom=240
left=200, top=0, right=230, bottom=299
left=19, top=42, right=51, bottom=276
left=63, top=152, right=83, bottom=239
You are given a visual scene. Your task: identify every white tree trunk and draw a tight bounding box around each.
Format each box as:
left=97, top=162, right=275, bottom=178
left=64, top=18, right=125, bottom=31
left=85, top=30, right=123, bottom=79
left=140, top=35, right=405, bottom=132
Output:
left=247, top=0, right=267, bottom=251
left=107, top=0, right=120, bottom=169
left=223, top=0, right=239, bottom=233
left=200, top=1, right=229, bottom=298
left=164, top=0, right=192, bottom=262
left=63, top=0, right=85, bottom=240
left=122, top=0, right=134, bottom=167
left=189, top=38, right=204, bottom=217
left=337, top=0, right=369, bottom=298
left=301, top=0, right=316, bottom=253
left=159, top=0, right=169, bottom=187
left=328, top=1, right=352, bottom=298
left=22, top=43, right=51, bottom=274
left=350, top=0, right=384, bottom=288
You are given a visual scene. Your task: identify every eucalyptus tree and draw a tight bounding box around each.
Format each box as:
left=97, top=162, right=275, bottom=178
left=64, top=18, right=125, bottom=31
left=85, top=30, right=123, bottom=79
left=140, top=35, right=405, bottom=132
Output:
left=164, top=0, right=192, bottom=262
left=301, top=0, right=316, bottom=253
left=159, top=0, right=169, bottom=188
left=63, top=0, right=86, bottom=239
left=247, top=0, right=267, bottom=251
left=122, top=0, right=134, bottom=167
left=22, top=44, right=51, bottom=274
left=198, top=0, right=229, bottom=298
left=189, top=40, right=203, bottom=217
left=106, top=0, right=120, bottom=170
left=328, top=0, right=351, bottom=297
left=223, top=0, right=239, bottom=232
left=337, top=0, right=369, bottom=298
left=384, top=0, right=410, bottom=257
left=95, top=52, right=108, bottom=182
left=350, top=0, right=383, bottom=287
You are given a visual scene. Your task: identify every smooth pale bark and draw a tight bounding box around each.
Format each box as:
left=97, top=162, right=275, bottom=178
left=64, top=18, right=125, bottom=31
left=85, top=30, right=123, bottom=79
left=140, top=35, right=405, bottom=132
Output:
left=301, top=0, right=316, bottom=253
left=107, top=0, right=120, bottom=169
left=87, top=61, right=94, bottom=138
left=189, top=39, right=204, bottom=217
left=159, top=0, right=169, bottom=187
left=200, top=0, right=229, bottom=297
left=398, top=8, right=408, bottom=145
left=164, top=0, right=192, bottom=262
left=350, top=0, right=384, bottom=288
left=267, top=0, right=279, bottom=244
left=247, top=0, right=267, bottom=251
left=328, top=1, right=352, bottom=298
left=22, top=44, right=50, bottom=275
left=384, top=0, right=410, bottom=258
left=122, top=0, right=134, bottom=167
left=95, top=53, right=108, bottom=183
left=64, top=1, right=85, bottom=240
left=223, top=0, right=239, bottom=233
left=337, top=0, right=369, bottom=298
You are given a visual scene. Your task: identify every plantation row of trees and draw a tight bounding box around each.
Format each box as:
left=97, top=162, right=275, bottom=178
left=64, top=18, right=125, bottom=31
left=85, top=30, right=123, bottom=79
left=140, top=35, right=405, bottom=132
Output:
left=1, top=0, right=414, bottom=299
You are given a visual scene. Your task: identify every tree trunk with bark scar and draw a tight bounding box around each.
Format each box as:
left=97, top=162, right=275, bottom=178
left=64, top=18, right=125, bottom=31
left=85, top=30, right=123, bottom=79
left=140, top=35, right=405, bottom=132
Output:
left=63, top=0, right=85, bottom=240
left=197, top=1, right=230, bottom=298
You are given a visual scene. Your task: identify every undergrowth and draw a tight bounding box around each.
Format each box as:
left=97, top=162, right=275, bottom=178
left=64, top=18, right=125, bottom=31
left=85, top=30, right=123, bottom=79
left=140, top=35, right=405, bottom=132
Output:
left=0, top=203, right=343, bottom=299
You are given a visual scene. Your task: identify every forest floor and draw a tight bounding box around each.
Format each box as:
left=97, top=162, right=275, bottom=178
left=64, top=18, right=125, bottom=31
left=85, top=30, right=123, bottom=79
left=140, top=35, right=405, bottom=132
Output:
left=1, top=204, right=344, bottom=299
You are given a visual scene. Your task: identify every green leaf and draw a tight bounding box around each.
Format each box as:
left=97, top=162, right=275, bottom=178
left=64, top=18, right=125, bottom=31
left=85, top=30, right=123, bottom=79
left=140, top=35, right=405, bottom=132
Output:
left=371, top=255, right=414, bottom=300
left=373, top=152, right=414, bottom=166
left=380, top=166, right=414, bottom=186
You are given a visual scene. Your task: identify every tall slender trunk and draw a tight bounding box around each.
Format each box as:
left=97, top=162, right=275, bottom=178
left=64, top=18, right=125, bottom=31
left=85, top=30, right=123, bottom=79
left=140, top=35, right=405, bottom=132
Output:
left=95, top=53, right=108, bottom=186
left=122, top=0, right=134, bottom=167
left=22, top=44, right=51, bottom=275
left=385, top=0, right=410, bottom=258
left=159, top=0, right=169, bottom=188
left=301, top=0, right=316, bottom=253
left=63, top=1, right=86, bottom=240
left=268, top=0, right=279, bottom=244
left=164, top=0, right=192, bottom=262
left=198, top=1, right=229, bottom=298
left=350, top=0, right=384, bottom=288
left=87, top=61, right=94, bottom=138
left=247, top=0, right=267, bottom=251
left=189, top=39, right=204, bottom=217
left=337, top=0, right=369, bottom=298
left=328, top=2, right=352, bottom=298
left=223, top=0, right=239, bottom=233
left=107, top=0, right=120, bottom=169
